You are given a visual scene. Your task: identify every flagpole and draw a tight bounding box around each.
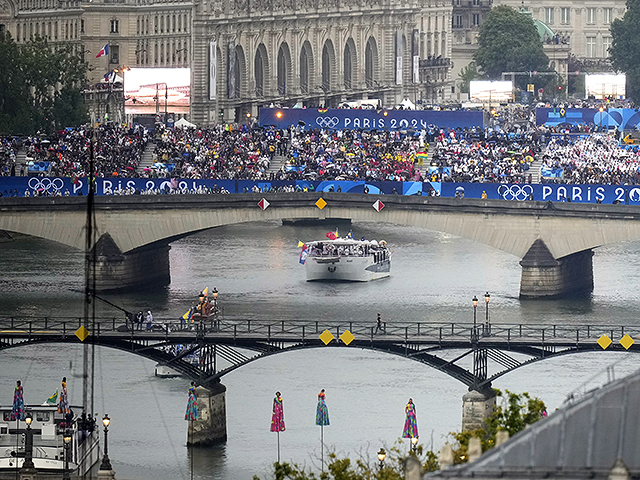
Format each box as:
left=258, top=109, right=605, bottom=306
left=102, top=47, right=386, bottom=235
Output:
left=321, top=425, right=324, bottom=472
left=277, top=431, right=280, bottom=463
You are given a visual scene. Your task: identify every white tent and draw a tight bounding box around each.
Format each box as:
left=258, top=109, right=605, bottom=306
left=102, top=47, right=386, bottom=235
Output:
left=174, top=117, right=196, bottom=128
left=398, top=98, right=416, bottom=110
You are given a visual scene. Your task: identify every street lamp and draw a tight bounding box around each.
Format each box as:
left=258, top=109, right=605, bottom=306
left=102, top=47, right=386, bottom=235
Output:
left=411, top=436, right=418, bottom=453
left=22, top=413, right=34, bottom=470
left=212, top=287, right=219, bottom=306
left=472, top=295, right=478, bottom=340
left=100, top=414, right=112, bottom=471
left=377, top=448, right=386, bottom=470
left=63, top=430, right=72, bottom=480
left=484, top=292, right=491, bottom=336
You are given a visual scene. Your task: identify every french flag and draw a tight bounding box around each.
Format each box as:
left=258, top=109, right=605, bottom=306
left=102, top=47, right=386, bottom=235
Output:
left=96, top=44, right=109, bottom=58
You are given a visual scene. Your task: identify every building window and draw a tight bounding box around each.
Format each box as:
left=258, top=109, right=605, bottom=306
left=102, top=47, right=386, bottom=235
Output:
left=110, top=19, right=119, bottom=34
left=586, top=7, right=595, bottom=24
left=110, top=44, right=119, bottom=63
left=472, top=0, right=480, bottom=5
left=604, top=7, right=612, bottom=24
left=544, top=7, right=554, bottom=25
left=472, top=13, right=480, bottom=26
left=586, top=36, right=596, bottom=58
left=80, top=19, right=84, bottom=33
left=603, top=36, right=612, bottom=57
left=561, top=8, right=570, bottom=25
left=454, top=14, right=463, bottom=28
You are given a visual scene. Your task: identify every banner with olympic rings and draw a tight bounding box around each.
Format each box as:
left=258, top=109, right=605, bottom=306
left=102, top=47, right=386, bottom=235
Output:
left=258, top=107, right=485, bottom=131
left=1, top=177, right=640, bottom=205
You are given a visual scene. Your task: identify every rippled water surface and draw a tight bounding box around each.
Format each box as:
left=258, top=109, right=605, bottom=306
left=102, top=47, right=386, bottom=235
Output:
left=0, top=221, right=639, bottom=479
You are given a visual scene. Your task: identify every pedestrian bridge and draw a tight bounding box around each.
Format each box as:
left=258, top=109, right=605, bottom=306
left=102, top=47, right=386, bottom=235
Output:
left=2, top=193, right=640, bottom=297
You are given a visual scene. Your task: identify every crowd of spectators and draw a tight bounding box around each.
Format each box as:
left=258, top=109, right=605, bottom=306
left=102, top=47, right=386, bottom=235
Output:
left=541, top=134, right=640, bottom=185
left=4, top=99, right=640, bottom=187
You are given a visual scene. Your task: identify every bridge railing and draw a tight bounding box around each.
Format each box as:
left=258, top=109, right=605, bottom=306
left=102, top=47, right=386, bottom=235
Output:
left=0, top=318, right=635, bottom=344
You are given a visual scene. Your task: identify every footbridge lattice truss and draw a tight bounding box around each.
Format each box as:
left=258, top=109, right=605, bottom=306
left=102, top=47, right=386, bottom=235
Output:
left=0, top=318, right=636, bottom=390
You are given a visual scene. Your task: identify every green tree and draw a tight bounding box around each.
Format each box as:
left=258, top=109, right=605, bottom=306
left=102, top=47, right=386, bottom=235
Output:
left=449, top=389, right=546, bottom=464
left=0, top=33, right=89, bottom=134
left=610, top=0, right=640, bottom=102
left=458, top=62, right=481, bottom=94
left=254, top=442, right=439, bottom=480
left=474, top=5, right=549, bottom=83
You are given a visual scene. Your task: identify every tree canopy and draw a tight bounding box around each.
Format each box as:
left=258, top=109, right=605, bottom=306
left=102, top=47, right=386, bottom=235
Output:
left=610, top=0, right=640, bottom=102
left=0, top=32, right=89, bottom=135
left=474, top=5, right=549, bottom=81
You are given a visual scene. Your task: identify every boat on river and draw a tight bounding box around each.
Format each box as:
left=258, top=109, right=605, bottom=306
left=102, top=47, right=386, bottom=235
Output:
left=303, top=238, right=391, bottom=281
left=0, top=404, right=100, bottom=477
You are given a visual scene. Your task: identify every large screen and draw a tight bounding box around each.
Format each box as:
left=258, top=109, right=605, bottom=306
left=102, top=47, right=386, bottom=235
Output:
left=585, top=74, right=626, bottom=99
left=469, top=81, right=513, bottom=103
left=124, top=68, right=190, bottom=117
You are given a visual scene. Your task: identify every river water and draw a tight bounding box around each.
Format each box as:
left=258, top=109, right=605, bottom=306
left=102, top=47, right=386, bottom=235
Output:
left=0, top=221, right=639, bottom=479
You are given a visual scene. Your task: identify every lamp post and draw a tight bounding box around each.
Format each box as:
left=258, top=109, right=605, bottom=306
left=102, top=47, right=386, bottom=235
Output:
left=472, top=295, right=478, bottom=340
left=212, top=287, right=219, bottom=306
left=599, top=106, right=604, bottom=132
left=484, top=292, right=490, bottom=336
left=377, top=448, right=386, bottom=470
left=63, top=429, right=72, bottom=480
left=411, top=436, right=418, bottom=453
left=100, top=414, right=112, bottom=471
left=22, top=412, right=34, bottom=470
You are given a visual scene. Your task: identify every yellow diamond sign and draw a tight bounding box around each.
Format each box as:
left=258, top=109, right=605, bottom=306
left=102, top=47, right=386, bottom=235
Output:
left=619, top=334, right=634, bottom=350
left=340, top=330, right=355, bottom=346
left=319, top=329, right=334, bottom=345
left=597, top=335, right=612, bottom=350
left=75, top=326, right=89, bottom=342
left=316, top=198, right=327, bottom=210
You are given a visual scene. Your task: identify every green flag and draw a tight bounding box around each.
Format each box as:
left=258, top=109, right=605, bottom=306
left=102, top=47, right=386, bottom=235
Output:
left=46, top=390, right=58, bottom=405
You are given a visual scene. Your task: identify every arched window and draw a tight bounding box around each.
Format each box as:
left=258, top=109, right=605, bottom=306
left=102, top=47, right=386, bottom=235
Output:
left=277, top=45, right=288, bottom=95
left=365, top=40, right=374, bottom=88
left=300, top=44, right=310, bottom=94
left=343, top=40, right=354, bottom=89
left=255, top=48, right=265, bottom=96
left=322, top=44, right=331, bottom=91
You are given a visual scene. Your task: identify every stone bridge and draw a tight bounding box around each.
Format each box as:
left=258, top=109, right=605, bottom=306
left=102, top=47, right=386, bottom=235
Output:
left=2, top=193, right=640, bottom=297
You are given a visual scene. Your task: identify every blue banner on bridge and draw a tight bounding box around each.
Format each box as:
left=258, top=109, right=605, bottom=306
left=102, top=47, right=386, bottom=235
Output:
left=442, top=183, right=640, bottom=205
left=537, top=108, right=640, bottom=131
left=258, top=107, right=485, bottom=131
left=1, top=177, right=640, bottom=205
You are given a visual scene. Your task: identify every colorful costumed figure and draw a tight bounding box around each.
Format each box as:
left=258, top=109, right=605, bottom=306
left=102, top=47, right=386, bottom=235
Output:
left=270, top=392, right=285, bottom=462
left=11, top=380, right=25, bottom=421
left=58, top=377, right=69, bottom=414
left=185, top=382, right=199, bottom=421
left=316, top=389, right=330, bottom=472
left=402, top=398, right=419, bottom=439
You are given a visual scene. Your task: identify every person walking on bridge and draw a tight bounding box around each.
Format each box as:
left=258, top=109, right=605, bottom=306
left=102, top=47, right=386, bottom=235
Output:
left=375, top=313, right=383, bottom=334
left=146, top=310, right=153, bottom=330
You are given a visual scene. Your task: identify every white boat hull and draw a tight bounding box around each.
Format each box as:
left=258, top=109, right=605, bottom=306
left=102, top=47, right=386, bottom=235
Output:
left=306, top=256, right=390, bottom=282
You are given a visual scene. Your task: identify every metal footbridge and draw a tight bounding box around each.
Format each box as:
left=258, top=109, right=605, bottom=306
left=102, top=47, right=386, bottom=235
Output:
left=0, top=317, right=636, bottom=391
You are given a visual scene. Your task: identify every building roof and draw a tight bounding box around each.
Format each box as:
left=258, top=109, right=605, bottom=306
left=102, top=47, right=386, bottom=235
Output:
left=429, top=368, right=640, bottom=479
left=520, top=7, right=555, bottom=42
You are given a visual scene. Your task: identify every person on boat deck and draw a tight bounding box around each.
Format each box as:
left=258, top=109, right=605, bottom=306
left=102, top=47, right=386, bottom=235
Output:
left=146, top=310, right=153, bottom=330
left=61, top=409, right=74, bottom=429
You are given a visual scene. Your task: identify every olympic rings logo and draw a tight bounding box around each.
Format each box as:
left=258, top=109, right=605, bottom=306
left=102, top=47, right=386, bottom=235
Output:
left=28, top=177, right=65, bottom=192
left=498, top=184, right=534, bottom=201
left=315, top=116, right=340, bottom=129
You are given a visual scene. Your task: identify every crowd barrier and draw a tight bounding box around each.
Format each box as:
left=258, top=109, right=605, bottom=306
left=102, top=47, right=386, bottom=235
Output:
left=2, top=177, right=640, bottom=205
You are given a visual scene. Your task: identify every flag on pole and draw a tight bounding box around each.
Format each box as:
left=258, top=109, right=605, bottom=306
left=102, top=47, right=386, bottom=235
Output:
left=45, top=390, right=58, bottom=405
left=297, top=241, right=305, bottom=248
left=96, top=44, right=109, bottom=58
left=325, top=231, right=337, bottom=240
left=299, top=245, right=308, bottom=265
left=104, top=71, right=115, bottom=82
left=182, top=307, right=193, bottom=321
left=346, top=230, right=354, bottom=239
left=202, top=287, right=208, bottom=296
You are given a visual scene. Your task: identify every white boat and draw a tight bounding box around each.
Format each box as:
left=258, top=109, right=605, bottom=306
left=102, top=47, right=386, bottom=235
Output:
left=0, top=404, right=100, bottom=477
left=304, top=238, right=391, bottom=282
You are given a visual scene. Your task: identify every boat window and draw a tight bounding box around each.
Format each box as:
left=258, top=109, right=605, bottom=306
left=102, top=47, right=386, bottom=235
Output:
left=0, top=426, right=7, bottom=434
left=2, top=412, right=10, bottom=421
left=36, top=412, right=50, bottom=422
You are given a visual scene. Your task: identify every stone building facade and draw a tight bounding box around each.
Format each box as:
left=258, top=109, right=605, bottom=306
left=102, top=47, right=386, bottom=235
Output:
left=0, top=0, right=454, bottom=125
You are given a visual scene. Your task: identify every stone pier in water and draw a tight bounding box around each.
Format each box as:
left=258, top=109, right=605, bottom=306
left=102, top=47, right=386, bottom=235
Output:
left=519, top=239, right=594, bottom=299
left=188, top=383, right=227, bottom=446
left=462, top=389, right=496, bottom=431
left=91, top=233, right=171, bottom=292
